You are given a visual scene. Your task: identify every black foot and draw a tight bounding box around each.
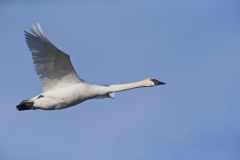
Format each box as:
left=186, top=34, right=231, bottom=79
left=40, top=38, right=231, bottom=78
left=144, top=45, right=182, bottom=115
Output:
left=16, top=100, right=34, bottom=111
left=150, top=79, right=166, bottom=85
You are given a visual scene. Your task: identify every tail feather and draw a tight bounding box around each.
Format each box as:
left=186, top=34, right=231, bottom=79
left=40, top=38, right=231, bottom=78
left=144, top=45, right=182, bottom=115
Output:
left=16, top=100, right=34, bottom=111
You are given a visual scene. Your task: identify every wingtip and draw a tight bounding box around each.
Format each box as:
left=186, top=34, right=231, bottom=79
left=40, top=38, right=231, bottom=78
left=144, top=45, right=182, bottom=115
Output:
left=29, top=22, right=45, bottom=38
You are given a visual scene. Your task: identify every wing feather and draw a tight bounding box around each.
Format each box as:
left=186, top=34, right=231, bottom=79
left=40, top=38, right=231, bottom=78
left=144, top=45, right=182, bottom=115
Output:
left=25, top=23, right=83, bottom=92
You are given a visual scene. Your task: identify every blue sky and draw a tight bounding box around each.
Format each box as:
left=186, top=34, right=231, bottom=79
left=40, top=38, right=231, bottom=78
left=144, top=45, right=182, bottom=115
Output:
left=0, top=0, right=240, bottom=160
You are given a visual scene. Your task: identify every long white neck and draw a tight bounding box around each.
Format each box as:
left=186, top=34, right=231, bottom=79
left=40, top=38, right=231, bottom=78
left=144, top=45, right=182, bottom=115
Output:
left=106, top=78, right=164, bottom=93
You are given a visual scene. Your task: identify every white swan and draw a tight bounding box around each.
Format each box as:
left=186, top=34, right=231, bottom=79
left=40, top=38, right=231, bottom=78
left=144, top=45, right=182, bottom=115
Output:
left=16, top=23, right=165, bottom=111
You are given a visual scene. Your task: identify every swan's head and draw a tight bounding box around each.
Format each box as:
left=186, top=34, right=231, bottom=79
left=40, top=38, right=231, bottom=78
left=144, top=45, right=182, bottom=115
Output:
left=144, top=78, right=166, bottom=87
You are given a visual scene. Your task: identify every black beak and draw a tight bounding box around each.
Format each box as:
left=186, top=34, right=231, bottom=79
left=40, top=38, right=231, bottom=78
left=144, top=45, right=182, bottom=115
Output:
left=150, top=79, right=166, bottom=85
left=16, top=100, right=34, bottom=111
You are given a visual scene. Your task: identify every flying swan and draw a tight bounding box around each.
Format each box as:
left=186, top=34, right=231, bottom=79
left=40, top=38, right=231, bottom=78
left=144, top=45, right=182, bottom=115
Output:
left=16, top=23, right=165, bottom=111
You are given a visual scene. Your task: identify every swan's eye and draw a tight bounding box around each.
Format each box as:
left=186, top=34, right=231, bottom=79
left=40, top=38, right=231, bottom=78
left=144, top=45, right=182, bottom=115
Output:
left=37, top=95, right=44, bottom=99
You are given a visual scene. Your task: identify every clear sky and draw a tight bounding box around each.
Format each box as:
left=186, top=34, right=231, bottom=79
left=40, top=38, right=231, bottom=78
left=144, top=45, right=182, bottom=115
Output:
left=0, top=0, right=240, bottom=160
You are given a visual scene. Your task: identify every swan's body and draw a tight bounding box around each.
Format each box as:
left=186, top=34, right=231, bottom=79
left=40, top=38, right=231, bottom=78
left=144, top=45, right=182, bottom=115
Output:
left=17, top=23, right=165, bottom=111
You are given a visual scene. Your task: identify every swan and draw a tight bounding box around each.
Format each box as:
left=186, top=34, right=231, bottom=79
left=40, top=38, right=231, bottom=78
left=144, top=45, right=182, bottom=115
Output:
left=16, top=23, right=165, bottom=111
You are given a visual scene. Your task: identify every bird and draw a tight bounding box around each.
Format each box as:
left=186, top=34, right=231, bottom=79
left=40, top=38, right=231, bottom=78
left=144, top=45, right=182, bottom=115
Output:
left=16, top=23, right=166, bottom=111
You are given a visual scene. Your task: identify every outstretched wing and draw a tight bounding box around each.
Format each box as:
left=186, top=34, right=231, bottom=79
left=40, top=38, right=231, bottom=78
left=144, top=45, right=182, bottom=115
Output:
left=24, top=23, right=83, bottom=92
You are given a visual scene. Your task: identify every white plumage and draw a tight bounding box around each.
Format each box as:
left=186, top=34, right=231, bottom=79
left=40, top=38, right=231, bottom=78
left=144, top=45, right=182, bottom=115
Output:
left=24, top=23, right=82, bottom=92
left=17, top=23, right=165, bottom=111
